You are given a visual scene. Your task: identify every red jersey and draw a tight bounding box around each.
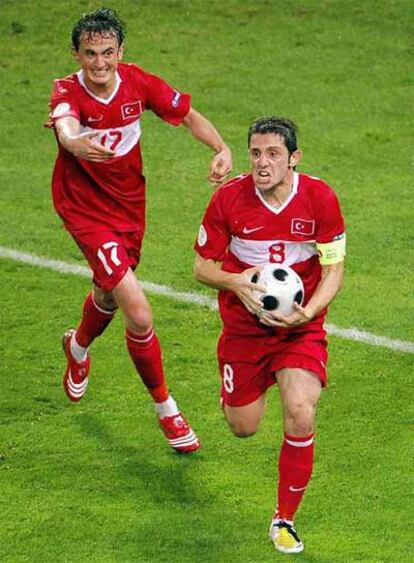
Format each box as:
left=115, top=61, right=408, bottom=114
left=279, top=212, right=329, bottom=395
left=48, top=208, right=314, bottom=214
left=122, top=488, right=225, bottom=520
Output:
left=49, top=63, right=191, bottom=234
left=194, top=173, right=345, bottom=337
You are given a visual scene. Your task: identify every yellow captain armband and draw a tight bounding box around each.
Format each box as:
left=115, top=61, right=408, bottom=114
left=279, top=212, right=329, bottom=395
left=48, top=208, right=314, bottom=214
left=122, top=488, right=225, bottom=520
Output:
left=316, top=234, right=346, bottom=265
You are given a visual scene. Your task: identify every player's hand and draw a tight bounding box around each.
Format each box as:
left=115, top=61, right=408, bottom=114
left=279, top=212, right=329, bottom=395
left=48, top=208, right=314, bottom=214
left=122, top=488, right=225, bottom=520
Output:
left=258, top=303, right=313, bottom=328
left=208, top=146, right=232, bottom=187
left=65, top=131, right=116, bottom=162
left=231, top=266, right=266, bottom=316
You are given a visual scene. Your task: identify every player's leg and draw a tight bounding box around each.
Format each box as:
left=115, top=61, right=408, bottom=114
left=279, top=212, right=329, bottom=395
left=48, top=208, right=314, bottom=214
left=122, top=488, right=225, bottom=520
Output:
left=62, top=286, right=118, bottom=402
left=269, top=368, right=322, bottom=554
left=113, top=268, right=200, bottom=453
left=223, top=394, right=267, bottom=437
left=71, top=285, right=118, bottom=355
left=112, top=268, right=162, bottom=397
left=62, top=229, right=124, bottom=402
left=277, top=368, right=321, bottom=519
left=218, top=335, right=275, bottom=437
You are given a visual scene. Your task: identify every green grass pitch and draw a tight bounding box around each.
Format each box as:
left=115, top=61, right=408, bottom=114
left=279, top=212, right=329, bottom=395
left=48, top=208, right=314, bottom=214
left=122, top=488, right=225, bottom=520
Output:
left=0, top=1, right=413, bottom=561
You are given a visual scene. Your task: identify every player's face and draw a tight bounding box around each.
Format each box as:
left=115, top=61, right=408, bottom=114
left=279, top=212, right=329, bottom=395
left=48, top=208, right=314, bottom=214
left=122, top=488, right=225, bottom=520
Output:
left=75, top=32, right=123, bottom=94
left=249, top=133, right=300, bottom=192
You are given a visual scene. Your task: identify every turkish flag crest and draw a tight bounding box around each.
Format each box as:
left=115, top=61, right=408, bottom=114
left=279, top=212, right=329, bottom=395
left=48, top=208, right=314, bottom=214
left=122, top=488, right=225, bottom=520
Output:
left=291, top=218, right=315, bottom=236
left=121, top=101, right=142, bottom=120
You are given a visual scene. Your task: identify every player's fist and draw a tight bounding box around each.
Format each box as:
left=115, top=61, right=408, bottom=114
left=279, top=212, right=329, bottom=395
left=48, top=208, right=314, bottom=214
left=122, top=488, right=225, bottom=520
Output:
left=209, top=146, right=232, bottom=186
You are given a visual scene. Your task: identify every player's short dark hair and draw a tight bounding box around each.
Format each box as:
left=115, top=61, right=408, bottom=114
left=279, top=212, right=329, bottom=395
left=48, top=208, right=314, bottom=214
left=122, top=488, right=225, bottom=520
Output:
left=71, top=8, right=125, bottom=51
left=248, top=117, right=298, bottom=154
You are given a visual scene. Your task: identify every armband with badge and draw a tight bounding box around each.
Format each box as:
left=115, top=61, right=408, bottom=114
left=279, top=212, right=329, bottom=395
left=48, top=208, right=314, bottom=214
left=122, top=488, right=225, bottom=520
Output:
left=316, top=233, right=346, bottom=265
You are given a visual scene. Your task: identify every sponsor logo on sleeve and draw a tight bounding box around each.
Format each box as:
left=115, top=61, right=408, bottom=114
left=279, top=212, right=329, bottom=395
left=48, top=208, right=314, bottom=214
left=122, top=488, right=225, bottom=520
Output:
left=121, top=100, right=143, bottom=120
left=291, top=218, right=315, bottom=236
left=198, top=225, right=207, bottom=247
left=172, top=90, right=181, bottom=108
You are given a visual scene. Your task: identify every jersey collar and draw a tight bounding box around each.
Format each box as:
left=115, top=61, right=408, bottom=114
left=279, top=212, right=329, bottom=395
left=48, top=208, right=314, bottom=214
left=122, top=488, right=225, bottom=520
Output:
left=77, top=70, right=122, bottom=105
left=254, top=172, right=299, bottom=215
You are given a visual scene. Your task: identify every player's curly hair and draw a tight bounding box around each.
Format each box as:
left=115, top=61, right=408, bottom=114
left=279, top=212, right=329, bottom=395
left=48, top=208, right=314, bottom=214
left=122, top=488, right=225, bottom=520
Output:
left=71, top=8, right=125, bottom=51
left=248, top=117, right=298, bottom=154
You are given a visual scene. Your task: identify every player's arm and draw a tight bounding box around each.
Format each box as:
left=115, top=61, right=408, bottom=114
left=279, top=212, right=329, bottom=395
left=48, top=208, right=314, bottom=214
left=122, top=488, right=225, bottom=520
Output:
left=183, top=108, right=232, bottom=186
left=193, top=254, right=265, bottom=316
left=295, top=260, right=344, bottom=321
left=55, top=116, right=115, bottom=162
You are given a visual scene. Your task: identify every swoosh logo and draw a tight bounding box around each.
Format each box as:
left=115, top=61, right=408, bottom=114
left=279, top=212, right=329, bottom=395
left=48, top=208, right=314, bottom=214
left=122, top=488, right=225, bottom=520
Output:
left=289, top=485, right=307, bottom=492
left=242, top=226, right=264, bottom=234
left=87, top=115, right=104, bottom=123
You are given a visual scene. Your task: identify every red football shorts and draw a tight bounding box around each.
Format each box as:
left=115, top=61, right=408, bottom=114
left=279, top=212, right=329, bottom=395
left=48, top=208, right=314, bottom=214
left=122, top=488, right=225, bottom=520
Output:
left=70, top=230, right=143, bottom=291
left=217, top=329, right=328, bottom=407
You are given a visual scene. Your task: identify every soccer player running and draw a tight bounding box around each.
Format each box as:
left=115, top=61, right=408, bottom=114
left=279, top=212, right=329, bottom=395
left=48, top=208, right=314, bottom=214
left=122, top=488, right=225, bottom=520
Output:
left=194, top=117, right=345, bottom=553
left=47, top=8, right=232, bottom=454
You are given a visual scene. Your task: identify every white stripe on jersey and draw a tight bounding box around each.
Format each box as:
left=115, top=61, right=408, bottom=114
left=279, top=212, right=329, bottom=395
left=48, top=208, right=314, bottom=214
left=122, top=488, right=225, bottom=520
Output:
left=229, top=236, right=318, bottom=267
left=79, top=119, right=141, bottom=157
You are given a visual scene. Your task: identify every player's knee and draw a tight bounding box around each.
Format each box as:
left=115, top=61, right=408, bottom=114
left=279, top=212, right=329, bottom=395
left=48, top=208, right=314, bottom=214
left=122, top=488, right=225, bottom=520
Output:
left=126, top=308, right=153, bottom=334
left=284, top=403, right=315, bottom=435
left=94, top=289, right=118, bottom=312
left=227, top=420, right=258, bottom=438
left=289, top=420, right=314, bottom=436
left=233, top=429, right=257, bottom=438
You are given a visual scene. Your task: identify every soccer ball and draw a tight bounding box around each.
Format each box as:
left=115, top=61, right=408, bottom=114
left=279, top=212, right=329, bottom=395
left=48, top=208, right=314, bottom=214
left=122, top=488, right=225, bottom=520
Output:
left=251, top=264, right=304, bottom=316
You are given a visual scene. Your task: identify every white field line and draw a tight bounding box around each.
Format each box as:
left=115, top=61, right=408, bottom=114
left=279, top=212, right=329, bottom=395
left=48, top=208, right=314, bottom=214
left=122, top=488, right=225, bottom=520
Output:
left=1, top=245, right=413, bottom=355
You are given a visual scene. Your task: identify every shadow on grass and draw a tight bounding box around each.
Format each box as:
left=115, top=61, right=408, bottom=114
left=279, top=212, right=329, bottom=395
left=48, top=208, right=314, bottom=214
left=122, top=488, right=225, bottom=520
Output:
left=74, top=411, right=207, bottom=493
left=73, top=412, right=228, bottom=561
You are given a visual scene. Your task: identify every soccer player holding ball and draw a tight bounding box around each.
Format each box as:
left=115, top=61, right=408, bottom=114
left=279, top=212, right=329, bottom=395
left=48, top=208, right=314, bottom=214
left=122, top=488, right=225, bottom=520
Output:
left=47, top=8, right=232, bottom=453
left=194, top=117, right=346, bottom=553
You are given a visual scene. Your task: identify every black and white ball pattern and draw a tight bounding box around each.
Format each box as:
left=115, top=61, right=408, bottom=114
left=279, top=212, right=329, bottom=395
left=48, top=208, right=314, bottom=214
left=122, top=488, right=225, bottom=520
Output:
left=251, top=264, right=304, bottom=316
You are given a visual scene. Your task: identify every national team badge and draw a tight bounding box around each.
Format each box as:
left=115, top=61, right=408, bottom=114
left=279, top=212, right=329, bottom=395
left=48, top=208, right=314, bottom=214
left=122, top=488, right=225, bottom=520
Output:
left=291, top=218, right=315, bottom=236
left=121, top=101, right=142, bottom=120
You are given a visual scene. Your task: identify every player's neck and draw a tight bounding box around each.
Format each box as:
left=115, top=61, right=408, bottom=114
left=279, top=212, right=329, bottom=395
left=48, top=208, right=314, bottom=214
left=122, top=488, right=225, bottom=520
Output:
left=82, top=73, right=117, bottom=99
left=259, top=175, right=294, bottom=209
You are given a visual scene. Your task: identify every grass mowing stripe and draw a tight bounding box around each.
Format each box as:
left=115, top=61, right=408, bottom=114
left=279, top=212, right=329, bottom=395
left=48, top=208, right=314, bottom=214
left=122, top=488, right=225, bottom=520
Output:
left=1, top=245, right=413, bottom=355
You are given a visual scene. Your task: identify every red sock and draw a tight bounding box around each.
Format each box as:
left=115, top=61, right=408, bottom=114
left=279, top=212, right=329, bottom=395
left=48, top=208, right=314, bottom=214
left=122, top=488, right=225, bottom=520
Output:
left=126, top=328, right=169, bottom=403
left=76, top=292, right=116, bottom=348
left=277, top=432, right=314, bottom=521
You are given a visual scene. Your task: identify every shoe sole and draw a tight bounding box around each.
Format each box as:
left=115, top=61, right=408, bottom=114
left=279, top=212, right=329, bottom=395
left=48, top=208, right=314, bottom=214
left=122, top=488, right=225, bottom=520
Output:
left=272, top=542, right=304, bottom=554
left=172, top=441, right=201, bottom=454
left=167, top=432, right=201, bottom=453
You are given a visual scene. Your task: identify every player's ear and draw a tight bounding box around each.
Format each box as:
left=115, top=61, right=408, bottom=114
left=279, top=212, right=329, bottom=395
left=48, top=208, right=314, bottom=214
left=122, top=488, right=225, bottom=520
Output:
left=118, top=44, right=124, bottom=60
left=289, top=150, right=302, bottom=168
